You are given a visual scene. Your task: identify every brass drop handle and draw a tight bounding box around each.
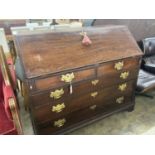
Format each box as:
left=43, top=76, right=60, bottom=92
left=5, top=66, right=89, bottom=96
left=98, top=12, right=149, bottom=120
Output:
left=54, top=118, right=66, bottom=128
left=90, top=105, right=97, bottom=110
left=91, top=79, right=99, bottom=86
left=116, top=96, right=124, bottom=104
left=114, top=61, right=124, bottom=70
left=61, top=72, right=75, bottom=94
left=120, top=71, right=129, bottom=80
left=50, top=88, right=64, bottom=99
left=52, top=103, right=65, bottom=113
left=118, top=83, right=127, bottom=91
left=91, top=92, right=98, bottom=98
left=61, top=72, right=75, bottom=83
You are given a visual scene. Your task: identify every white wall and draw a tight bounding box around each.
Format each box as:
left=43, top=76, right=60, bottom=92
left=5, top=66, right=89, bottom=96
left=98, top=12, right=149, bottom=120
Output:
left=0, top=28, right=9, bottom=54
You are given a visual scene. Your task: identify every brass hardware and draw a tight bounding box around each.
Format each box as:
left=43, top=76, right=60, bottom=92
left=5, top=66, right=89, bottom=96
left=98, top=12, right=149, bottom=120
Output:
left=54, top=118, right=66, bottom=128
left=91, top=79, right=99, bottom=86
left=52, top=103, right=65, bottom=113
left=120, top=71, right=129, bottom=80
left=118, top=83, right=127, bottom=91
left=116, top=96, right=124, bottom=104
left=61, top=72, right=75, bottom=83
left=90, top=105, right=97, bottom=110
left=61, top=73, right=74, bottom=94
left=114, top=61, right=124, bottom=70
left=50, top=88, right=64, bottom=99
left=91, top=92, right=98, bottom=98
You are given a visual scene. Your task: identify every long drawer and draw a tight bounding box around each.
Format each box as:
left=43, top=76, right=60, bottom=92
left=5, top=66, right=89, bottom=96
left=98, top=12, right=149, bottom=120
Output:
left=36, top=97, right=134, bottom=135
left=32, top=80, right=135, bottom=123
left=30, top=67, right=138, bottom=108
left=29, top=57, right=140, bottom=93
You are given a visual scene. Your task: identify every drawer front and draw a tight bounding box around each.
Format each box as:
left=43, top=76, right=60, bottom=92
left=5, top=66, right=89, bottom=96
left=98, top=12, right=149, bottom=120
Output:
left=31, top=67, right=138, bottom=108
left=30, top=57, right=140, bottom=93
left=32, top=80, right=135, bottom=123
left=31, top=86, right=69, bottom=107
left=35, top=68, right=95, bottom=91
left=98, top=57, right=140, bottom=77
left=36, top=95, right=134, bottom=135
left=96, top=67, right=138, bottom=89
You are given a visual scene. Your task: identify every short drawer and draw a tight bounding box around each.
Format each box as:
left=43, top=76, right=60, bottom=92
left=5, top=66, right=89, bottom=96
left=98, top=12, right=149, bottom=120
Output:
left=35, top=68, right=95, bottom=91
left=36, top=95, right=134, bottom=135
left=98, top=57, right=140, bottom=77
left=32, top=80, right=136, bottom=123
left=96, top=67, right=138, bottom=89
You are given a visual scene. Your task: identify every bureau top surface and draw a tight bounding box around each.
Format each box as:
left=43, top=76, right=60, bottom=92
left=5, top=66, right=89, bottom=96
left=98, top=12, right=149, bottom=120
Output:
left=14, top=25, right=142, bottom=78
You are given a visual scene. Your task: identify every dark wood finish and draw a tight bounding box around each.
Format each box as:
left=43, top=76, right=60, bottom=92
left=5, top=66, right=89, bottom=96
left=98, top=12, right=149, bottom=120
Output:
left=13, top=26, right=142, bottom=134
left=33, top=57, right=140, bottom=92
left=31, top=68, right=138, bottom=108
left=36, top=103, right=134, bottom=135
left=14, top=26, right=142, bottom=79
left=33, top=80, right=135, bottom=123
left=36, top=99, right=134, bottom=135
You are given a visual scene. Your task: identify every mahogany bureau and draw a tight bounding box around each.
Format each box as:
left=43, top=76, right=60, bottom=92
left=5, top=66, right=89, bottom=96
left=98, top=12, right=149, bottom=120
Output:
left=13, top=26, right=143, bottom=134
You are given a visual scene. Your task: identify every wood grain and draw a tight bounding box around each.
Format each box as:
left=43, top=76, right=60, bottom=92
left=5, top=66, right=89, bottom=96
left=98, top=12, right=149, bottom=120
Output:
left=33, top=80, right=135, bottom=123
left=14, top=26, right=142, bottom=79
left=13, top=26, right=142, bottom=134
